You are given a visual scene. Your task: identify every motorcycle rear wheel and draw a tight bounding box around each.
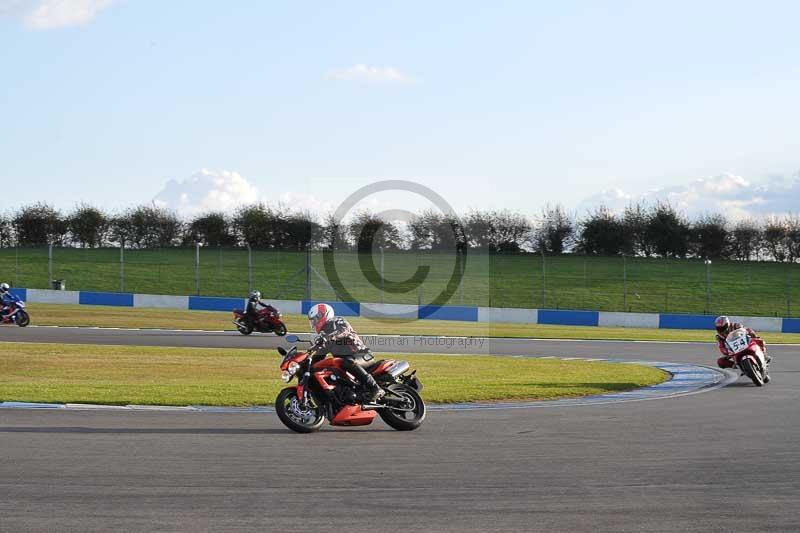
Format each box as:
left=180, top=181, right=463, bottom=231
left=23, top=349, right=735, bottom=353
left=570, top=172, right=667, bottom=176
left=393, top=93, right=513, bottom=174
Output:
left=237, top=324, right=253, bottom=335
left=740, top=357, right=764, bottom=387
left=16, top=311, right=30, bottom=327
left=275, top=388, right=325, bottom=433
left=378, top=384, right=426, bottom=431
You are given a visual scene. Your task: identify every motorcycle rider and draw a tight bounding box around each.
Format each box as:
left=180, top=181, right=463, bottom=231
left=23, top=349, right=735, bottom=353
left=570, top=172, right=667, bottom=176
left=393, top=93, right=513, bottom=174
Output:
left=714, top=315, right=771, bottom=376
left=244, top=290, right=278, bottom=326
left=0, top=282, right=12, bottom=318
left=306, top=303, right=385, bottom=403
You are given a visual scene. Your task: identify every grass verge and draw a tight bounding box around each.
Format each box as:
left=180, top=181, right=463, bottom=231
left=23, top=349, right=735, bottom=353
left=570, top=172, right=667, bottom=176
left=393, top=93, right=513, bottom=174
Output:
left=0, top=342, right=667, bottom=406
left=21, top=303, right=800, bottom=344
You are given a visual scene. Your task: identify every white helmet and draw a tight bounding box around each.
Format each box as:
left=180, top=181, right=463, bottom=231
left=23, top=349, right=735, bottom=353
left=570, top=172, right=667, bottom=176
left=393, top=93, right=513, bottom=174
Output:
left=308, top=303, right=335, bottom=333
left=0, top=283, right=9, bottom=294
left=250, top=290, right=261, bottom=300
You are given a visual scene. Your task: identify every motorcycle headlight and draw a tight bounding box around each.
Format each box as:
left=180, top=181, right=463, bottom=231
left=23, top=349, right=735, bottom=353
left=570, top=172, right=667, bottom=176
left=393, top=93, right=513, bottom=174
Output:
left=281, top=361, right=300, bottom=382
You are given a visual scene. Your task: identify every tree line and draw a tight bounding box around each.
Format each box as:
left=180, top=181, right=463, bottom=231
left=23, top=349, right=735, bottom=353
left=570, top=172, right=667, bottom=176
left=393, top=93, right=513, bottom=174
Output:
left=1, top=201, right=799, bottom=261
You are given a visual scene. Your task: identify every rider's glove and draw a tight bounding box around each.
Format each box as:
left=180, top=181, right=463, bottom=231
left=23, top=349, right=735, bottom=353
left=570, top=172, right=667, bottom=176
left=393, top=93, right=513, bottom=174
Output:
left=313, top=334, right=326, bottom=346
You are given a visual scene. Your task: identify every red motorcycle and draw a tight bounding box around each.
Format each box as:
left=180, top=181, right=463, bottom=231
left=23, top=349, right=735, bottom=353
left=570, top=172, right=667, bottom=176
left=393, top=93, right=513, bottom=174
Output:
left=275, top=335, right=425, bottom=433
left=232, top=306, right=287, bottom=336
left=723, top=327, right=770, bottom=386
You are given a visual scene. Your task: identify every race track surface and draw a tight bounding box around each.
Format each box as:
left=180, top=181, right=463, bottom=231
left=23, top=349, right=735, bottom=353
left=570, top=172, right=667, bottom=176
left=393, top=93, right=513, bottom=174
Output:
left=1, top=326, right=799, bottom=532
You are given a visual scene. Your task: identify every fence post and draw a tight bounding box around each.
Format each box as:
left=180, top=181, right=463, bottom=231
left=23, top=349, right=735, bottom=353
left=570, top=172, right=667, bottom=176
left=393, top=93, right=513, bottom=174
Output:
left=704, top=258, right=712, bottom=314
left=14, top=245, right=19, bottom=286
left=540, top=249, right=546, bottom=308
left=48, top=243, right=53, bottom=284
left=195, top=242, right=201, bottom=296
left=247, top=244, right=253, bottom=293
left=120, top=243, right=125, bottom=292
left=623, top=254, right=627, bottom=311
left=380, top=246, right=385, bottom=304
left=787, top=263, right=792, bottom=317
left=459, top=249, right=464, bottom=305
left=305, top=248, right=311, bottom=300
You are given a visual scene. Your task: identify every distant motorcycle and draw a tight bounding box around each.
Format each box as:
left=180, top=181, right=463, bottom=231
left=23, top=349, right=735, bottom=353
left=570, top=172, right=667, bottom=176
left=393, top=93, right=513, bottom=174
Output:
left=274, top=335, right=425, bottom=433
left=1, top=293, right=30, bottom=327
left=232, top=306, right=287, bottom=336
left=724, top=327, right=770, bottom=386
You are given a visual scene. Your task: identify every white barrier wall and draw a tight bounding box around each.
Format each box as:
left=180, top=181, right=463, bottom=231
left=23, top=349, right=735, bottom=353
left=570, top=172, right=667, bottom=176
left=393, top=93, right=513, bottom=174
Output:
left=360, top=303, right=420, bottom=320
left=598, top=311, right=660, bottom=329
left=477, top=307, right=538, bottom=324
left=133, top=294, right=190, bottom=309
left=729, top=316, right=783, bottom=333
left=268, top=299, right=303, bottom=315
left=27, top=288, right=80, bottom=305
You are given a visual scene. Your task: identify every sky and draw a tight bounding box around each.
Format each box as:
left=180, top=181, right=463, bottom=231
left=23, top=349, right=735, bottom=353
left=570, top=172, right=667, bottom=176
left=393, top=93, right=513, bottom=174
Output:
left=2, top=0, right=800, bottom=220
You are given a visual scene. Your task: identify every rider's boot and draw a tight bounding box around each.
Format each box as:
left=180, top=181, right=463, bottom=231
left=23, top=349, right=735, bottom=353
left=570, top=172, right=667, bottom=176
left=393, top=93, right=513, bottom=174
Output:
left=362, top=374, right=385, bottom=403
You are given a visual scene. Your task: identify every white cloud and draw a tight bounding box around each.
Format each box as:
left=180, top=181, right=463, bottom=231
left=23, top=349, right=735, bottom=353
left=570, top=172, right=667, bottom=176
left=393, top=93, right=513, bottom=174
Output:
left=327, top=64, right=415, bottom=84
left=0, top=0, right=114, bottom=29
left=152, top=169, right=338, bottom=219
left=577, top=173, right=800, bottom=221
left=153, top=170, right=261, bottom=217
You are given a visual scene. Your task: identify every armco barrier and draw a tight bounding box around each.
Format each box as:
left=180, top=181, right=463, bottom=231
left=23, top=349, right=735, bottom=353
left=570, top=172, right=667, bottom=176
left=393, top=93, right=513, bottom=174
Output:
left=14, top=287, right=800, bottom=332
left=418, top=305, right=478, bottom=321
left=9, top=288, right=27, bottom=300
left=302, top=300, right=360, bottom=317
left=79, top=291, right=134, bottom=307
left=189, top=296, right=245, bottom=312
left=659, top=314, right=715, bottom=330
left=782, top=318, right=800, bottom=333
left=538, top=309, right=599, bottom=327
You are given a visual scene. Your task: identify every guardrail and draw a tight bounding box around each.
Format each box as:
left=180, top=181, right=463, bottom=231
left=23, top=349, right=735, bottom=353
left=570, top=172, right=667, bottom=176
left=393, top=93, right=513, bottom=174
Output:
left=11, top=287, right=799, bottom=333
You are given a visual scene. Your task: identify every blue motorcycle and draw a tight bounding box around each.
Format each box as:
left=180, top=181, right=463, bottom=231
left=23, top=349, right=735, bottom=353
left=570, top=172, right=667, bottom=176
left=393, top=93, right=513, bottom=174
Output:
left=1, top=293, right=30, bottom=327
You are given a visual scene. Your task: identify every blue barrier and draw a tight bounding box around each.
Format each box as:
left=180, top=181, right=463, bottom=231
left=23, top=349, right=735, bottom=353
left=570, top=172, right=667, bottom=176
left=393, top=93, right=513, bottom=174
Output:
left=9, top=288, right=27, bottom=301
left=417, top=305, right=478, bottom=321
left=302, top=300, right=360, bottom=317
left=188, top=296, right=244, bottom=312
left=79, top=291, right=134, bottom=307
left=781, top=318, right=800, bottom=333
left=659, top=314, right=715, bottom=330
left=537, top=309, right=599, bottom=327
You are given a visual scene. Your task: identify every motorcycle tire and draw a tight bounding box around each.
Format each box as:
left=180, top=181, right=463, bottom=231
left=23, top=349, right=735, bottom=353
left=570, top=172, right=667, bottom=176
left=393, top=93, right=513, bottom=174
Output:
left=740, top=357, right=764, bottom=387
left=273, top=322, right=287, bottom=336
left=16, top=311, right=30, bottom=327
left=237, top=324, right=253, bottom=335
left=275, top=388, right=325, bottom=433
left=378, top=384, right=426, bottom=431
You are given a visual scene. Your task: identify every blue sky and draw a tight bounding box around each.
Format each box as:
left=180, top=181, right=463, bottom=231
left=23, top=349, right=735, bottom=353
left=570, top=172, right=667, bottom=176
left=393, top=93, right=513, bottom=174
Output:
left=2, top=0, right=800, bottom=219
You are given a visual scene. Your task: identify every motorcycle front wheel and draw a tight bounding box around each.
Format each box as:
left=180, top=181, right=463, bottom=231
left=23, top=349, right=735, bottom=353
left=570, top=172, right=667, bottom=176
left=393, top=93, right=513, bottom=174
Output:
left=273, top=322, right=287, bottom=336
left=378, top=384, right=426, bottom=431
left=16, top=311, right=30, bottom=327
left=740, top=357, right=764, bottom=387
left=275, top=388, right=325, bottom=433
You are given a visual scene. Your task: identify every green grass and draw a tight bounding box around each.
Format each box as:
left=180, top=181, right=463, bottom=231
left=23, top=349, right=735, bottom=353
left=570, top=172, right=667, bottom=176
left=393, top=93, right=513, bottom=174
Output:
left=0, top=342, right=668, bottom=406
left=21, top=303, right=800, bottom=344
left=3, top=247, right=800, bottom=316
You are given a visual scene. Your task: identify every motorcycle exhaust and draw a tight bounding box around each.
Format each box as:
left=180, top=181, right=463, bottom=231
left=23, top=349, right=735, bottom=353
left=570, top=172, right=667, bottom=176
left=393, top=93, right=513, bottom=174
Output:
left=232, top=320, right=246, bottom=328
left=387, top=360, right=410, bottom=378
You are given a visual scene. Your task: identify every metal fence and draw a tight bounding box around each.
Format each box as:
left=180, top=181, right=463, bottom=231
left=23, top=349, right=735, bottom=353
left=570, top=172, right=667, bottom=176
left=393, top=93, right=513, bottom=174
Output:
left=1, top=245, right=798, bottom=317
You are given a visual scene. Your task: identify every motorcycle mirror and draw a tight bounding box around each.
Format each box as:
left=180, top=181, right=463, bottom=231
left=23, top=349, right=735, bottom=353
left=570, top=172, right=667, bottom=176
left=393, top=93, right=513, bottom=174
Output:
left=286, top=334, right=299, bottom=343
left=277, top=346, right=287, bottom=356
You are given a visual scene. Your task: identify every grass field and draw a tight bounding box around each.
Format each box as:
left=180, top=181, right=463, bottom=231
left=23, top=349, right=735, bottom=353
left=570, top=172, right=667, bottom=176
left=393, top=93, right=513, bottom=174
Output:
left=0, top=342, right=668, bottom=406
left=19, top=303, right=800, bottom=343
left=3, top=247, right=800, bottom=316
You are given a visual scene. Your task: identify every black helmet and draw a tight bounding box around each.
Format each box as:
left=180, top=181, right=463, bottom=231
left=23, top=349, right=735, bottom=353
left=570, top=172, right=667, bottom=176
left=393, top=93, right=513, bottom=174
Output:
left=714, top=315, right=731, bottom=335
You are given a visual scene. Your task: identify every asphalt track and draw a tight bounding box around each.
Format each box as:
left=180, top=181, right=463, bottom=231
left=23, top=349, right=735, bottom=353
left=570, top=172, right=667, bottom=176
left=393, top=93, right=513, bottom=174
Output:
left=1, top=327, right=799, bottom=532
